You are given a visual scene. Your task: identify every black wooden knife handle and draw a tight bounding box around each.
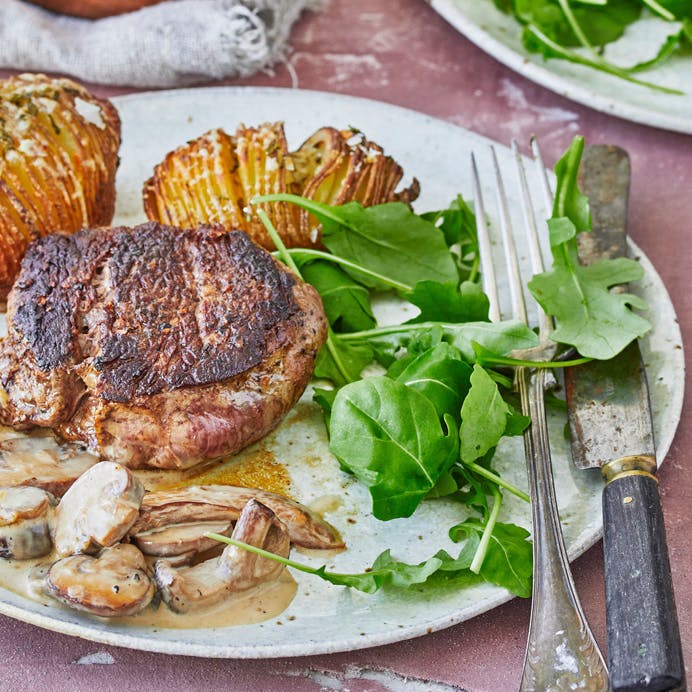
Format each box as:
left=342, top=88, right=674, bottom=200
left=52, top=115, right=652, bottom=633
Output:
left=603, top=472, right=686, bottom=691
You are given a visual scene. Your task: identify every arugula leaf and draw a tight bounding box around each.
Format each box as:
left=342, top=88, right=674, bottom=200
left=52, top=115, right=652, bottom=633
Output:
left=405, top=325, right=447, bottom=355
left=450, top=519, right=533, bottom=597
left=524, top=23, right=683, bottom=93
left=504, top=403, right=532, bottom=436
left=571, top=0, right=642, bottom=45
left=329, top=377, right=459, bottom=519
left=420, top=195, right=481, bottom=283
left=288, top=247, right=412, bottom=293
left=455, top=453, right=496, bottom=516
left=388, top=342, right=472, bottom=420
left=255, top=193, right=459, bottom=290
left=207, top=534, right=507, bottom=595
left=336, top=319, right=538, bottom=367
left=528, top=136, right=652, bottom=359
left=365, top=545, right=478, bottom=587
left=421, top=195, right=477, bottom=249
left=471, top=341, right=592, bottom=370
left=447, top=319, right=539, bottom=361
left=658, top=0, right=692, bottom=20
left=426, top=470, right=461, bottom=498
left=551, top=135, right=591, bottom=230
left=405, top=280, right=489, bottom=324
left=305, top=548, right=450, bottom=592
left=314, top=330, right=374, bottom=387
left=374, top=326, right=448, bottom=372
left=497, top=0, right=687, bottom=92
left=530, top=257, right=650, bottom=359
left=255, top=208, right=374, bottom=388
left=300, top=260, right=375, bottom=333
left=459, top=364, right=529, bottom=464
left=312, top=386, right=337, bottom=424
left=515, top=0, right=640, bottom=47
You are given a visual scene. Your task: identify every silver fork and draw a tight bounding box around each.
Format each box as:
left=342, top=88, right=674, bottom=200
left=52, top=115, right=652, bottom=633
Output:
left=471, top=140, right=609, bottom=691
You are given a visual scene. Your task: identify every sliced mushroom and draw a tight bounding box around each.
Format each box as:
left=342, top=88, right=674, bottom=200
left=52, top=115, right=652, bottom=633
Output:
left=157, top=550, right=197, bottom=568
left=155, top=499, right=289, bottom=613
left=45, top=543, right=155, bottom=617
left=0, top=486, right=57, bottom=559
left=132, top=520, right=234, bottom=558
left=132, top=485, right=343, bottom=550
left=53, top=461, right=144, bottom=557
left=0, top=437, right=99, bottom=497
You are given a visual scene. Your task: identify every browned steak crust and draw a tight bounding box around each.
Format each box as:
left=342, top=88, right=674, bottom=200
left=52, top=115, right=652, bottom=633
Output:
left=0, top=223, right=327, bottom=469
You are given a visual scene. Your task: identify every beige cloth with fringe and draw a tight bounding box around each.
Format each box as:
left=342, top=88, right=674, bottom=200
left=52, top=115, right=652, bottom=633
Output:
left=0, top=0, right=318, bottom=87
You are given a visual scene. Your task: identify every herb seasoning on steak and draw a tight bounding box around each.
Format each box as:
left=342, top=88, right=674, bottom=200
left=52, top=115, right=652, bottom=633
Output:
left=0, top=222, right=327, bottom=470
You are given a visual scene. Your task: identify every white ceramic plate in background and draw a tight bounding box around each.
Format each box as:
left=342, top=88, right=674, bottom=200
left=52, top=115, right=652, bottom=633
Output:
left=429, top=0, right=692, bottom=134
left=0, top=87, right=683, bottom=657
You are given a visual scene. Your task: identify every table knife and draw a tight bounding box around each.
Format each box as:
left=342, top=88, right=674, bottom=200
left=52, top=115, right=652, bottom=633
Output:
left=564, top=145, right=686, bottom=692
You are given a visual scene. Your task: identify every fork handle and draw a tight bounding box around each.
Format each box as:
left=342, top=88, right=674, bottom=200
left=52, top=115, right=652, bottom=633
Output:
left=518, top=367, right=609, bottom=692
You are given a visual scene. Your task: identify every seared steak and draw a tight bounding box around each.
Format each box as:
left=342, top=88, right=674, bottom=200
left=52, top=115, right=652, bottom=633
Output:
left=0, top=222, right=327, bottom=469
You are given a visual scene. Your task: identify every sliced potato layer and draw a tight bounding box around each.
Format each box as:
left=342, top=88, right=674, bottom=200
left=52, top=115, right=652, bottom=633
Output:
left=0, top=73, right=121, bottom=299
left=143, top=122, right=419, bottom=250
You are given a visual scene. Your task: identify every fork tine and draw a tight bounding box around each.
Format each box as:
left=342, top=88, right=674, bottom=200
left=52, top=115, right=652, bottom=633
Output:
left=471, top=152, right=500, bottom=323
left=490, top=146, right=527, bottom=324
left=512, top=140, right=546, bottom=277
left=512, top=140, right=553, bottom=341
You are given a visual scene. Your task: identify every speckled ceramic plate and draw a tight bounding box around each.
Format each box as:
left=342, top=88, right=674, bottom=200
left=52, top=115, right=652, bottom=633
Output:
left=0, top=88, right=684, bottom=657
left=429, top=0, right=692, bottom=134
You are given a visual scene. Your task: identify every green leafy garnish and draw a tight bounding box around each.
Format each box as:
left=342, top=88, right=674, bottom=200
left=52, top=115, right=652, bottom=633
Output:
left=314, top=328, right=375, bottom=387
left=300, top=260, right=376, bottom=333
left=421, top=194, right=480, bottom=281
left=255, top=193, right=458, bottom=289
left=247, top=134, right=650, bottom=601
left=205, top=533, right=533, bottom=597
left=337, top=319, right=538, bottom=364
left=460, top=364, right=529, bottom=464
left=528, top=136, right=651, bottom=358
left=388, top=342, right=472, bottom=421
left=495, top=0, right=688, bottom=93
left=405, top=280, right=490, bottom=324
left=329, top=377, right=459, bottom=520
left=449, top=518, right=533, bottom=597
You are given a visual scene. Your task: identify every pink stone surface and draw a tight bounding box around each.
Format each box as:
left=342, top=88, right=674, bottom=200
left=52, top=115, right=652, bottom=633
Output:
left=0, top=1, right=690, bottom=690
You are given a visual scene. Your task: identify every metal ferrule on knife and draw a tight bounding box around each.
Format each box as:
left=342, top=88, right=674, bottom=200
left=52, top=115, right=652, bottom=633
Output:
left=601, top=454, right=657, bottom=484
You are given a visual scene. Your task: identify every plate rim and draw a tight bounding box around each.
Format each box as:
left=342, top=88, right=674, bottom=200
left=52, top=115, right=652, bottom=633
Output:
left=0, top=85, right=684, bottom=658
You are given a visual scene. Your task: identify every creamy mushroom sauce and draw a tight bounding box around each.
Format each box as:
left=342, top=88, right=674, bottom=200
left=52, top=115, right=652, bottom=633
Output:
left=0, top=426, right=300, bottom=629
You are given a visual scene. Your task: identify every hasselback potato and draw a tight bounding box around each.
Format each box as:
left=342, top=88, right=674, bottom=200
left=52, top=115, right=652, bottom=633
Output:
left=26, top=1, right=164, bottom=18
left=0, top=73, right=121, bottom=300
left=142, top=122, right=419, bottom=250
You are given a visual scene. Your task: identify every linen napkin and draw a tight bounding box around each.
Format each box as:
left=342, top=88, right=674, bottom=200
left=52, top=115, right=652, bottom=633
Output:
left=0, top=0, right=319, bottom=87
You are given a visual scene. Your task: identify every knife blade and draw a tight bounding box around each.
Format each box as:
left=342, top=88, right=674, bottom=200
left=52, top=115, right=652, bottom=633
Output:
left=565, top=145, right=686, bottom=692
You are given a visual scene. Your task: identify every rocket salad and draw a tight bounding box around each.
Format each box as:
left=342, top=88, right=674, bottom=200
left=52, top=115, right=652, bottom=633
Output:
left=494, top=0, right=691, bottom=93
left=218, top=135, right=650, bottom=600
